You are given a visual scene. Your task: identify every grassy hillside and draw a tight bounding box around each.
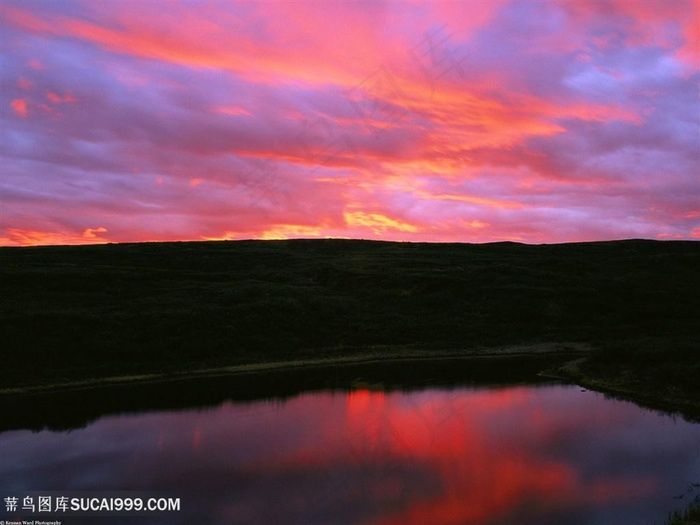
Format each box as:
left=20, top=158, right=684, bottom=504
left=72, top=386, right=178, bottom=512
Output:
left=1, top=239, right=698, bottom=396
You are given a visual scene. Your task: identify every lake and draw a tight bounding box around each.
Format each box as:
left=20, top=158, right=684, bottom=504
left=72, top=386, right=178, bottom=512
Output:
left=1, top=380, right=699, bottom=524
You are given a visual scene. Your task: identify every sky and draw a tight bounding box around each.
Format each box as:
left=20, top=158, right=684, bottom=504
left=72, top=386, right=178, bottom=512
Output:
left=1, top=0, right=699, bottom=246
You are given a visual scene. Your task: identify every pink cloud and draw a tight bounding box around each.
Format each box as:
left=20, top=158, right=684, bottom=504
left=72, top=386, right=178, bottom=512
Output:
left=46, top=90, right=77, bottom=104
left=10, top=98, right=28, bottom=117
left=17, top=77, right=33, bottom=90
left=0, top=0, right=697, bottom=246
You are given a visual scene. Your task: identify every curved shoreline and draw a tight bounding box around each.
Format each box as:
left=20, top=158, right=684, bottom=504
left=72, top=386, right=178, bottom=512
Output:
left=2, top=343, right=697, bottom=425
left=0, top=344, right=589, bottom=397
left=547, top=359, right=700, bottom=422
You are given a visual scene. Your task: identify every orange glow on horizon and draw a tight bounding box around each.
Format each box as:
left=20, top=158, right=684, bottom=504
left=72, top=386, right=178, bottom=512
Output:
left=0, top=227, right=110, bottom=246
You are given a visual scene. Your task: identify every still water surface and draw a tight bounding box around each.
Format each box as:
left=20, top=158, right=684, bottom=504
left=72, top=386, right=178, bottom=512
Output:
left=1, top=383, right=699, bottom=524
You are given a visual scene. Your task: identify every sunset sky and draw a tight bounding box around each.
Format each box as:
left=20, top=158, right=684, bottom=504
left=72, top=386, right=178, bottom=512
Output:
left=1, top=0, right=699, bottom=246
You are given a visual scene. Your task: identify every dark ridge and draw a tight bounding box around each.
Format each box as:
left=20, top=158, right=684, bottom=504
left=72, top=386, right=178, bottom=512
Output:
left=1, top=238, right=698, bottom=406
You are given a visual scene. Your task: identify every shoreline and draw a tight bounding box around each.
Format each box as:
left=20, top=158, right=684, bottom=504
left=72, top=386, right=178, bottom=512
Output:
left=547, top=358, right=700, bottom=422
left=1, top=343, right=698, bottom=424
left=0, top=342, right=700, bottom=421
left=0, top=343, right=588, bottom=397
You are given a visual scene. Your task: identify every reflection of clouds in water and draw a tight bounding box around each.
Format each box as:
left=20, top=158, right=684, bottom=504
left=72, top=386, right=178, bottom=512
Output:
left=0, top=385, right=699, bottom=524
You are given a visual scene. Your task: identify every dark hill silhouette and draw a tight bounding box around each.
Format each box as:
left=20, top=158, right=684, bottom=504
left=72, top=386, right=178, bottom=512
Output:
left=1, top=238, right=698, bottom=408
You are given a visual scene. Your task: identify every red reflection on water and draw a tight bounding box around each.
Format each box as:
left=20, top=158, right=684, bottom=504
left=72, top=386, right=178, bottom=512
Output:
left=4, top=384, right=693, bottom=525
left=236, top=386, right=664, bottom=524
left=192, top=428, right=202, bottom=450
left=340, top=388, right=577, bottom=524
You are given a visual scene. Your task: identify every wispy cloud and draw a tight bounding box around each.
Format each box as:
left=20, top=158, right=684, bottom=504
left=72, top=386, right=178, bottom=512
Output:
left=1, top=0, right=698, bottom=245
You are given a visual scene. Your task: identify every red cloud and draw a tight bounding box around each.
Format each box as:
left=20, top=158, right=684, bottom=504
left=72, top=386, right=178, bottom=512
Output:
left=10, top=98, right=28, bottom=117
left=0, top=1, right=696, bottom=245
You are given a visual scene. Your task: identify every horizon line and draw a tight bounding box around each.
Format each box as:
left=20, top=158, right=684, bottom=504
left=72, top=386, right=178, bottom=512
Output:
left=2, top=236, right=697, bottom=250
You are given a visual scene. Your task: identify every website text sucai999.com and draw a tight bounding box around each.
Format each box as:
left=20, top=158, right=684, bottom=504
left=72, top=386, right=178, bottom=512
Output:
left=3, top=494, right=181, bottom=517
